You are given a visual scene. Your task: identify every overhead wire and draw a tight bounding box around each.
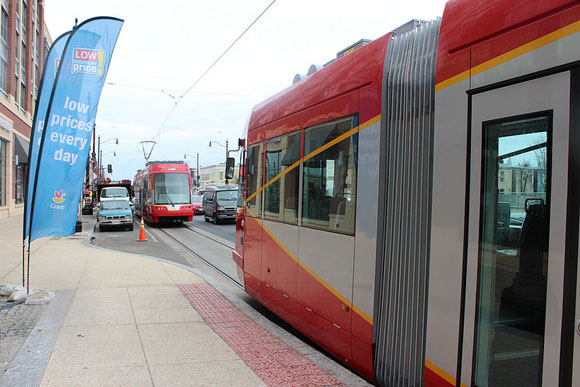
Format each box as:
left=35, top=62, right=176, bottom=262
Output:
left=106, top=82, right=265, bottom=98
left=151, top=0, right=278, bottom=140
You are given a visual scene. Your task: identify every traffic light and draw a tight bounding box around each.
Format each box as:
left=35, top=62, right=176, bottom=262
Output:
left=107, top=164, right=112, bottom=173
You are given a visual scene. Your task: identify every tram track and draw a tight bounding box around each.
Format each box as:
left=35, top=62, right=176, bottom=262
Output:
left=154, top=225, right=243, bottom=289
left=181, top=223, right=235, bottom=250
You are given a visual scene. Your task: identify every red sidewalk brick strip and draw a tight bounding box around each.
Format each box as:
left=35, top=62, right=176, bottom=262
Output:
left=179, top=284, right=344, bottom=387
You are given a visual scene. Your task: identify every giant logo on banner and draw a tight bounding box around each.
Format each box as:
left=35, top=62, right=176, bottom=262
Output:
left=72, top=48, right=105, bottom=76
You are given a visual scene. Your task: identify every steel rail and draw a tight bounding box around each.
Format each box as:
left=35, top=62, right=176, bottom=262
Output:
left=155, top=226, right=243, bottom=289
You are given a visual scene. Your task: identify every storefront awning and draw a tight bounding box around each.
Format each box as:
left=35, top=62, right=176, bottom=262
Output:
left=14, top=135, right=29, bottom=164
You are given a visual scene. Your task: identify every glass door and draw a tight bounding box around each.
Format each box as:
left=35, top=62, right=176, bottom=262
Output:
left=461, top=71, right=572, bottom=387
left=474, top=113, right=551, bottom=386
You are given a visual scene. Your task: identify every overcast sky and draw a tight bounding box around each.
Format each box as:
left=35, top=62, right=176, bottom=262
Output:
left=44, top=0, right=448, bottom=180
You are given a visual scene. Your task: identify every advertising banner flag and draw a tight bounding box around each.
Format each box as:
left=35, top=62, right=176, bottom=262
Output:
left=23, top=31, right=71, bottom=239
left=28, top=17, right=123, bottom=242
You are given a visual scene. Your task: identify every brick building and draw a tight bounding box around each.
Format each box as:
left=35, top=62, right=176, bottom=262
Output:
left=0, top=0, right=50, bottom=219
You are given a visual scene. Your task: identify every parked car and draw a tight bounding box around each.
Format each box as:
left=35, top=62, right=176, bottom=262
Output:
left=202, top=185, right=238, bottom=224
left=192, top=196, right=203, bottom=214
left=97, top=199, right=134, bottom=231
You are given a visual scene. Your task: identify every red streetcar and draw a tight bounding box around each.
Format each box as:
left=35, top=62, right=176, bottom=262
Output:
left=233, top=0, right=580, bottom=386
left=133, top=161, right=194, bottom=224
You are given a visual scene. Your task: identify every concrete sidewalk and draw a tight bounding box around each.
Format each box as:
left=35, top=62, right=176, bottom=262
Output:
left=0, top=215, right=366, bottom=387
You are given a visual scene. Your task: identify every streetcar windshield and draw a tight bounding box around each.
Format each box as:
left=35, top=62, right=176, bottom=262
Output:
left=154, top=173, right=190, bottom=204
left=216, top=190, right=238, bottom=201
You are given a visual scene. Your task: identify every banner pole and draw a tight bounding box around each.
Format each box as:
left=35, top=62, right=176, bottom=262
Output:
left=21, top=240, right=25, bottom=287
left=22, top=31, right=72, bottom=290
left=26, top=237, right=31, bottom=294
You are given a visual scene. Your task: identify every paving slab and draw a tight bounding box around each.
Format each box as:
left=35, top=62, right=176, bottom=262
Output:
left=0, top=214, right=371, bottom=387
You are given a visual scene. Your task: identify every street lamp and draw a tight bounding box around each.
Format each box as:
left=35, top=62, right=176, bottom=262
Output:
left=184, top=153, right=200, bottom=188
left=97, top=136, right=119, bottom=182
left=209, top=139, right=241, bottom=184
left=209, top=140, right=228, bottom=158
left=209, top=140, right=229, bottom=184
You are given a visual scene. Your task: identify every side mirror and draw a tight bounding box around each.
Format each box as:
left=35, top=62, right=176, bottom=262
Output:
left=225, top=157, right=235, bottom=180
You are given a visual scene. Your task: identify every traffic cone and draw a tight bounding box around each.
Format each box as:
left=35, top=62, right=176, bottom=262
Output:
left=137, top=217, right=147, bottom=242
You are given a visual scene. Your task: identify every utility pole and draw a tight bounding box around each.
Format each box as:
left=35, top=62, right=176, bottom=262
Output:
left=97, top=135, right=101, bottom=183
left=196, top=152, right=200, bottom=188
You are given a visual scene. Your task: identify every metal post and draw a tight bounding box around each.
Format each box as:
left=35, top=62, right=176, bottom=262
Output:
left=225, top=140, right=229, bottom=185
left=97, top=135, right=101, bottom=182
left=196, top=152, right=200, bottom=188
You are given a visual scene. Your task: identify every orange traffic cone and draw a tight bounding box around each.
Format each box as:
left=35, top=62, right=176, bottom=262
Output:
left=137, top=217, right=147, bottom=242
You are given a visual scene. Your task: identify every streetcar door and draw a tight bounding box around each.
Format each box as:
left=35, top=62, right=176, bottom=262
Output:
left=460, top=71, right=578, bottom=387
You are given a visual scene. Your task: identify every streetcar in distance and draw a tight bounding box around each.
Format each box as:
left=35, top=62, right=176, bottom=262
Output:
left=233, top=0, right=580, bottom=386
left=133, top=161, right=194, bottom=224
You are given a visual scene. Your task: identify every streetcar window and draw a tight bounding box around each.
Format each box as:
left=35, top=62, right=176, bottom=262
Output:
left=302, top=116, right=357, bottom=234
left=474, top=112, right=551, bottom=387
left=264, top=132, right=300, bottom=224
left=246, top=143, right=263, bottom=217
left=154, top=173, right=190, bottom=205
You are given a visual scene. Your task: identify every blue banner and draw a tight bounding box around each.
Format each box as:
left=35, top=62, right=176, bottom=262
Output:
left=28, top=17, right=123, bottom=242
left=23, top=31, right=71, bottom=239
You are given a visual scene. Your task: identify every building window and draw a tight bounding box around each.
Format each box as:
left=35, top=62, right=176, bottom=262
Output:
left=21, top=2, right=27, bottom=46
left=264, top=132, right=300, bottom=224
left=20, top=79, right=25, bottom=108
left=15, top=164, right=23, bottom=204
left=302, top=116, right=357, bottom=234
left=14, top=75, right=18, bottom=107
left=0, top=138, right=4, bottom=206
left=0, top=6, right=7, bottom=94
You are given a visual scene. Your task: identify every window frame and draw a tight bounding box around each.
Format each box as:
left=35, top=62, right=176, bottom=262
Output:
left=263, top=131, right=301, bottom=225
left=301, top=115, right=358, bottom=235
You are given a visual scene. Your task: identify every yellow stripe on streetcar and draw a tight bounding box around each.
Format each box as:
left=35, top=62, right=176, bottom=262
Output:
left=241, top=114, right=381, bottom=326
left=435, top=19, right=580, bottom=92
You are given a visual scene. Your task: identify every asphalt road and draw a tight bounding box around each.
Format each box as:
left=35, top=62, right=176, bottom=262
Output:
left=91, top=214, right=238, bottom=282
left=187, top=213, right=236, bottom=243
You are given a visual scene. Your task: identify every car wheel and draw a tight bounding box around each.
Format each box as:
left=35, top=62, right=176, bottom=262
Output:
left=204, top=215, right=209, bottom=222
left=128, top=224, right=134, bottom=231
left=213, top=213, right=220, bottom=225
left=99, top=224, right=105, bottom=232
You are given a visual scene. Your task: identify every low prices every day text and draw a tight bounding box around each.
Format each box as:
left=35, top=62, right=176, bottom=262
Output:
left=46, top=96, right=92, bottom=166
